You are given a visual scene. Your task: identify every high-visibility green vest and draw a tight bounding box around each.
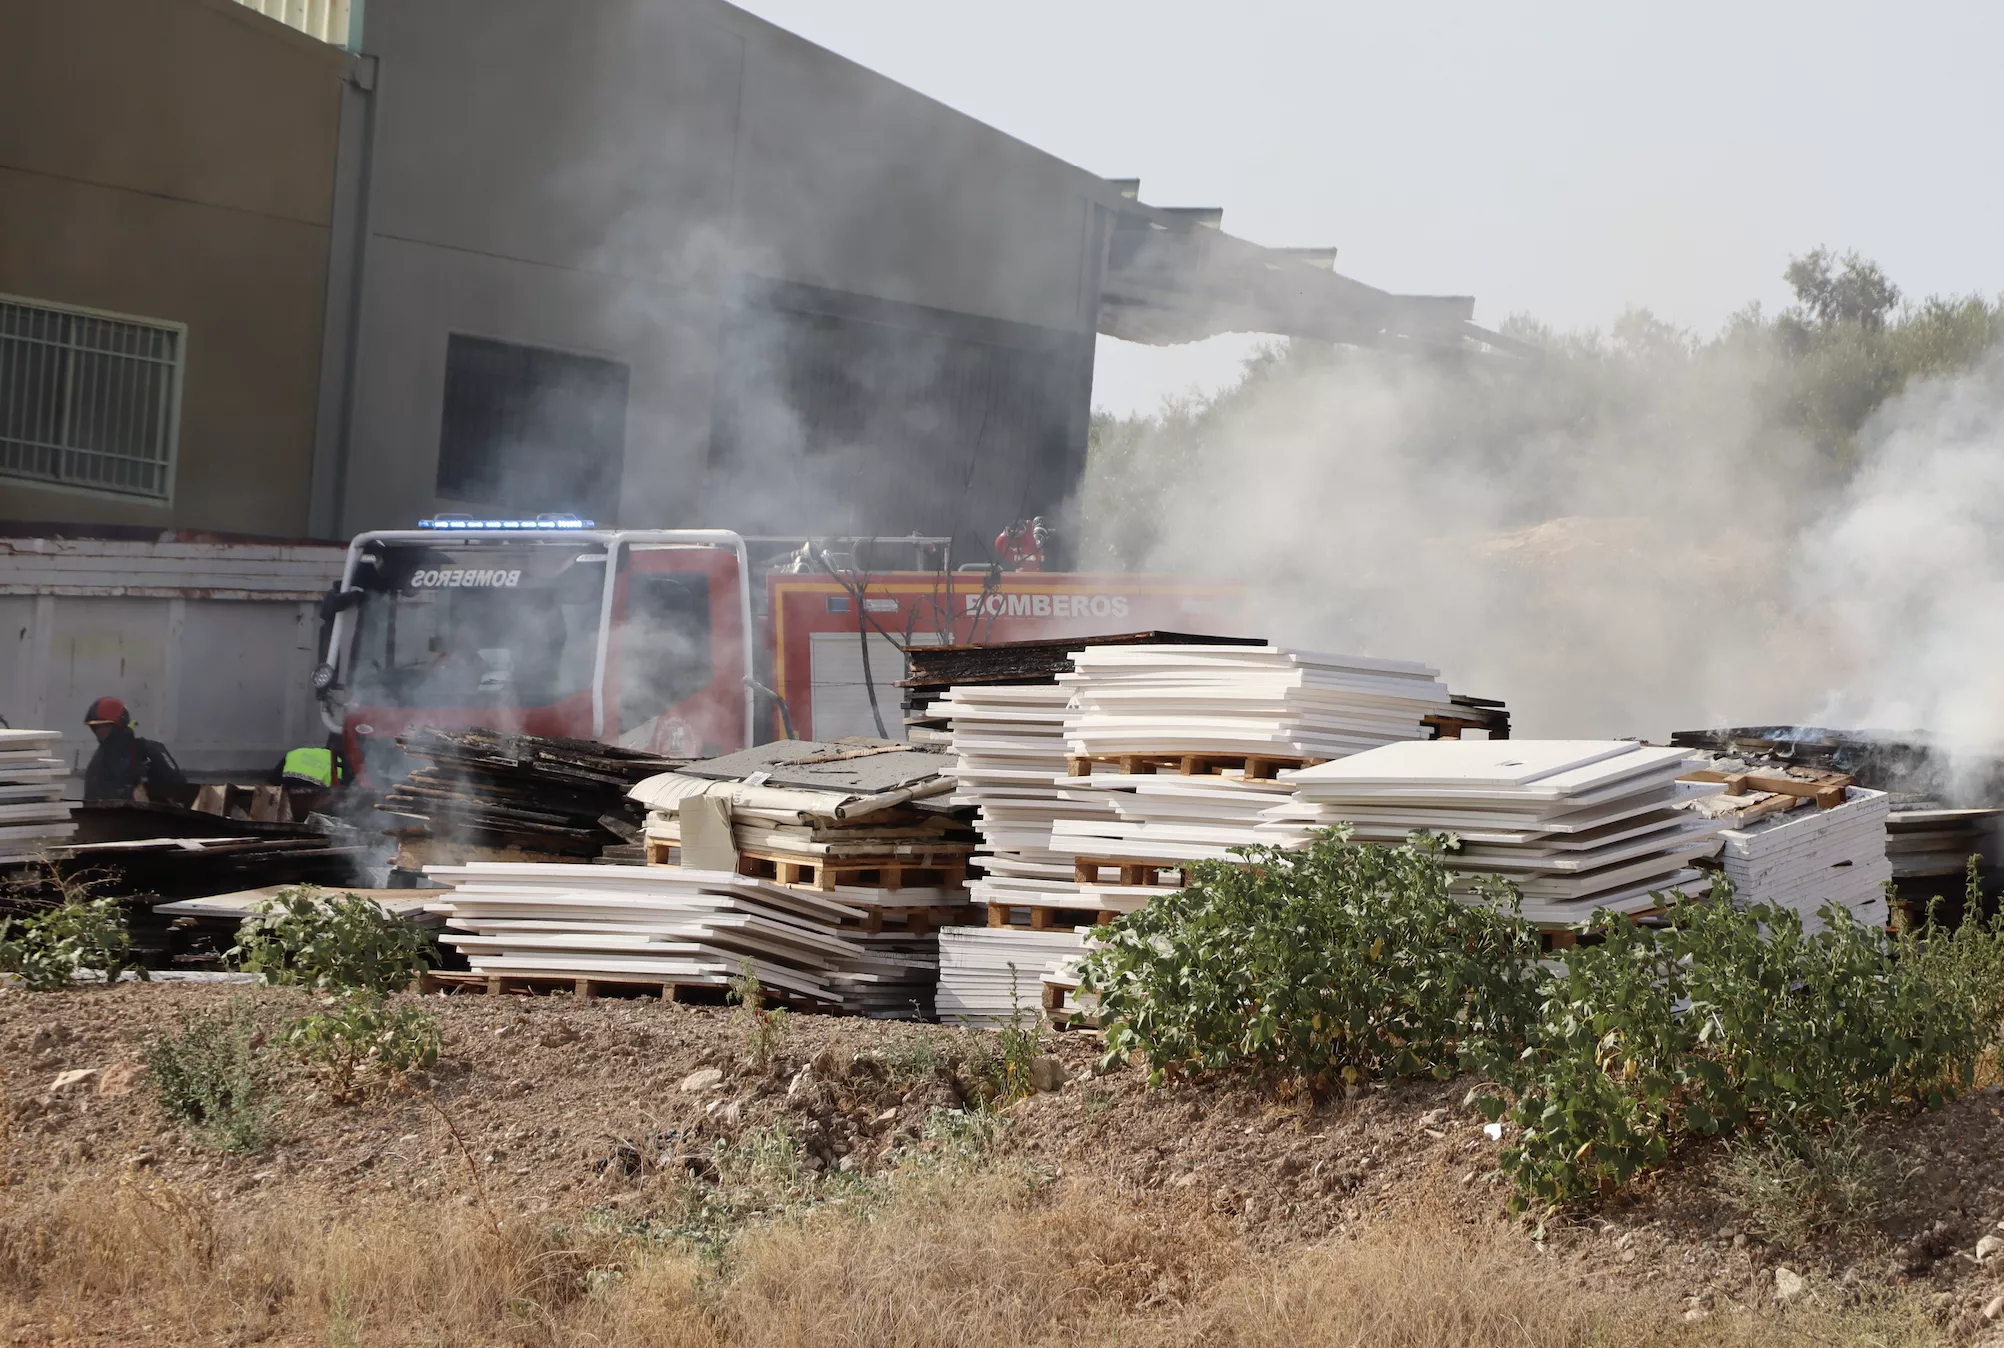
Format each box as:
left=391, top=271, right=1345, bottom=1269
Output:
left=281, top=746, right=336, bottom=786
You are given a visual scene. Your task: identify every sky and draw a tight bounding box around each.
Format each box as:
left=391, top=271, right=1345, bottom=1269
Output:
left=734, top=0, right=2004, bottom=416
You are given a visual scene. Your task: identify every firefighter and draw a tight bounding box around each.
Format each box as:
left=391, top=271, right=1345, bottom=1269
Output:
left=81, top=697, right=187, bottom=802
left=267, top=742, right=347, bottom=790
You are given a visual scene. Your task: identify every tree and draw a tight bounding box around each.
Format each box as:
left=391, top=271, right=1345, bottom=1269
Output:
left=1784, top=248, right=1901, bottom=332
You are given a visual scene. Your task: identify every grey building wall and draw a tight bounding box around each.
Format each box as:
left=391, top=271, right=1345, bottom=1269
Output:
left=331, top=0, right=1113, bottom=553
left=0, top=0, right=346, bottom=536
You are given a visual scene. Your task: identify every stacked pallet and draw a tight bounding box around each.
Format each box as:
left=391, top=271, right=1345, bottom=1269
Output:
left=1049, top=644, right=1452, bottom=898
left=631, top=742, right=975, bottom=1019
left=933, top=683, right=1120, bottom=916
left=935, top=925, right=1086, bottom=1025
left=901, top=632, right=1268, bottom=744
left=634, top=741, right=973, bottom=898
left=1884, top=809, right=1999, bottom=882
left=0, top=729, right=73, bottom=863
left=382, top=728, right=681, bottom=867
left=1703, top=788, right=1892, bottom=932
left=423, top=862, right=936, bottom=1017
left=1262, top=740, right=1726, bottom=928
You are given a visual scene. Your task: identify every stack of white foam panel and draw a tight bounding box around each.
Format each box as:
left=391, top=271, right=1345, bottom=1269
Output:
left=1713, top=787, right=1891, bottom=932
left=1263, top=741, right=1727, bottom=926
left=0, top=730, right=74, bottom=863
left=1053, top=771, right=1300, bottom=906
left=1049, top=645, right=1451, bottom=893
left=423, top=862, right=936, bottom=1017
left=1058, top=644, right=1452, bottom=761
left=935, top=925, right=1086, bottom=1025
left=937, top=683, right=1114, bottom=913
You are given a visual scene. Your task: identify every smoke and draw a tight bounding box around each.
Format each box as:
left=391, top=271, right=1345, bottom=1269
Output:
left=1804, top=347, right=2004, bottom=748
left=1082, top=322, right=2004, bottom=748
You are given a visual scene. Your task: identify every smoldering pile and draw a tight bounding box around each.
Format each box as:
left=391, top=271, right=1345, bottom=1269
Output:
left=1675, top=726, right=2003, bottom=921
left=381, top=727, right=681, bottom=873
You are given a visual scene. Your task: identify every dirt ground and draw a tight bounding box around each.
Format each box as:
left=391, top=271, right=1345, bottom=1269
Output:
left=6, top=981, right=2004, bottom=1344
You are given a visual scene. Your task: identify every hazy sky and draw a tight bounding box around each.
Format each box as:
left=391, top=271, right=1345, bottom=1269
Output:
left=735, top=0, right=2004, bottom=416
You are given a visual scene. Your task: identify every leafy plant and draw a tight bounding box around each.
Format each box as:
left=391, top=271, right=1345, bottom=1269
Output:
left=146, top=1000, right=277, bottom=1152
left=0, top=865, right=145, bottom=991
left=1079, top=829, right=1544, bottom=1091
left=1715, top=1120, right=1916, bottom=1249
left=1473, top=891, right=1994, bottom=1212
left=728, top=960, right=789, bottom=1070
left=285, top=995, right=441, bottom=1098
left=230, top=886, right=435, bottom=994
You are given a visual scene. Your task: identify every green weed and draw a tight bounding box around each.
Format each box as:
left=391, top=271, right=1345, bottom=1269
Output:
left=146, top=1000, right=278, bottom=1152
left=285, top=995, right=441, bottom=1099
left=728, top=960, right=789, bottom=1070
left=1715, top=1120, right=1917, bottom=1249
left=0, top=864, right=144, bottom=991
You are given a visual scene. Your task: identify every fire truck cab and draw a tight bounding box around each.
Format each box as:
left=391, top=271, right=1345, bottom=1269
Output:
left=316, top=519, right=755, bottom=783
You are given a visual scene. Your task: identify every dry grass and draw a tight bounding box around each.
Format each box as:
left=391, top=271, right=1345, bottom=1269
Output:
left=0, top=1167, right=1941, bottom=1348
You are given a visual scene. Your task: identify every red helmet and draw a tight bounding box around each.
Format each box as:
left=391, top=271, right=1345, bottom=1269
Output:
left=83, top=696, right=131, bottom=728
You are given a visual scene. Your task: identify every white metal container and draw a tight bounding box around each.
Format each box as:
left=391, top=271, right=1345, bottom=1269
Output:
left=0, top=536, right=347, bottom=781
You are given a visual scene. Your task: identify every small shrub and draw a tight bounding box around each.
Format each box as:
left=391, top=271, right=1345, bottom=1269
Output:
left=1896, top=858, right=2004, bottom=1060
left=994, top=969, right=1042, bottom=1104
left=146, top=1001, right=277, bottom=1152
left=728, top=960, right=789, bottom=1070
left=878, top=1037, right=943, bottom=1084
left=1079, top=829, right=1543, bottom=1091
left=1715, top=1121, right=1916, bottom=1248
left=0, top=866, right=145, bottom=991
left=1475, top=892, right=1990, bottom=1212
left=910, top=1106, right=1002, bottom=1170
left=230, top=886, right=435, bottom=994
left=286, top=995, right=441, bottom=1098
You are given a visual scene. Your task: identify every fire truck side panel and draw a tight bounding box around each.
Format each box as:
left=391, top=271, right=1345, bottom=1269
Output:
left=765, top=573, right=1245, bottom=741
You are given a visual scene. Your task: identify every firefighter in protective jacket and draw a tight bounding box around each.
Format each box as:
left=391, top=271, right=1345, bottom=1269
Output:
left=81, top=697, right=186, bottom=802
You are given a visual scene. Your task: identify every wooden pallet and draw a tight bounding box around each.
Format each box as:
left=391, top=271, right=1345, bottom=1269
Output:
left=986, top=901, right=1120, bottom=930
left=1071, top=857, right=1191, bottom=887
left=417, top=968, right=820, bottom=1008
left=643, top=839, right=970, bottom=894
left=734, top=848, right=968, bottom=893
left=1040, top=979, right=1099, bottom=1029
left=1681, top=768, right=1854, bottom=810
left=1065, top=751, right=1321, bottom=781
left=1537, top=908, right=1671, bottom=953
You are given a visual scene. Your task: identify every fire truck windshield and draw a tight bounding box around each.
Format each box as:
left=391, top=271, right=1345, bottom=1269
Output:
left=346, top=544, right=608, bottom=709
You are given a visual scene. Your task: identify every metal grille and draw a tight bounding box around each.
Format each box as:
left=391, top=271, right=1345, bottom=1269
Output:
left=0, top=296, right=185, bottom=500
left=232, top=0, right=353, bottom=47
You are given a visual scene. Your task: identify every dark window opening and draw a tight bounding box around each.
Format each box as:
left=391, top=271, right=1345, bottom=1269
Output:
left=436, top=334, right=629, bottom=523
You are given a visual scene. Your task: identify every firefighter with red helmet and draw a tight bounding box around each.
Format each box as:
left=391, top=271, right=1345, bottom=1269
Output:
left=81, top=697, right=186, bottom=802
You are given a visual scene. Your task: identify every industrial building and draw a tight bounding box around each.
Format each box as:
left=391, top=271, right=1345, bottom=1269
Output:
left=1, top=0, right=1496, bottom=554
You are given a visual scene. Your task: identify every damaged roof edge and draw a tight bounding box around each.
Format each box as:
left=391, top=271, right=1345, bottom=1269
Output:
left=1098, top=194, right=1514, bottom=355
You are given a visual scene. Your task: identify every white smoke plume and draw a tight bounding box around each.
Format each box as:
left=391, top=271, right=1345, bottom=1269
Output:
left=1805, top=348, right=2004, bottom=748
left=1082, top=321, right=2004, bottom=753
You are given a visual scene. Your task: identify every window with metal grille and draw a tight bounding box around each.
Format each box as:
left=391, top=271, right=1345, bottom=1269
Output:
left=0, top=296, right=185, bottom=501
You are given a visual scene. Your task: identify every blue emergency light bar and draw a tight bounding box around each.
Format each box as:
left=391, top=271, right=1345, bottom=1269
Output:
left=418, top=514, right=595, bottom=530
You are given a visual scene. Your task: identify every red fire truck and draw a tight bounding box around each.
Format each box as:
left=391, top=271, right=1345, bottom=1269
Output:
left=313, top=517, right=1244, bottom=783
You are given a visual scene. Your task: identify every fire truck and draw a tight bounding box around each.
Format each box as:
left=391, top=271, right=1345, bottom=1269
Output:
left=313, top=516, right=1244, bottom=784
